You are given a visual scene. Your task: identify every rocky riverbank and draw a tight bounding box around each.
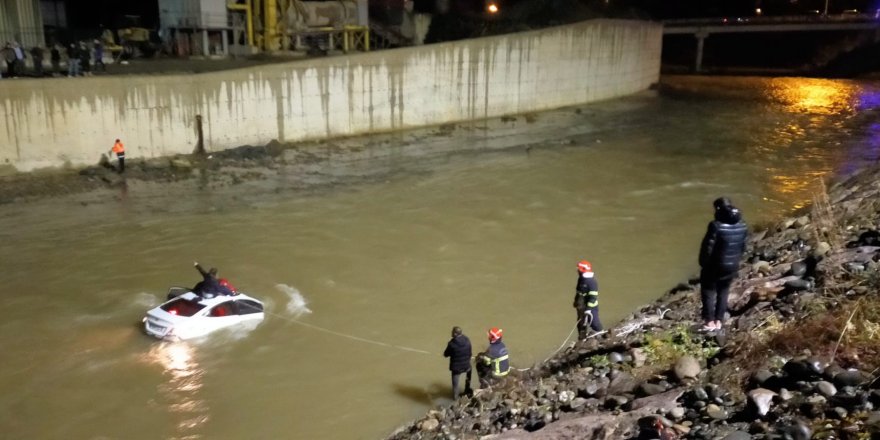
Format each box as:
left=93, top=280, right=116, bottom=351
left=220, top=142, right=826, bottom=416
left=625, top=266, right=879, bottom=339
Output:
left=388, top=165, right=880, bottom=439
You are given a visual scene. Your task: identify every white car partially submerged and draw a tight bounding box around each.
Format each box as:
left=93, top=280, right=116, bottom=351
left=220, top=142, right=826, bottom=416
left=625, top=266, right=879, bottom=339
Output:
left=144, top=287, right=265, bottom=340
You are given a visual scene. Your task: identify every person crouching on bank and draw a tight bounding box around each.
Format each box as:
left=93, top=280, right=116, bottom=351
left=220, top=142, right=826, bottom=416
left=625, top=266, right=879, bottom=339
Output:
left=476, top=327, right=510, bottom=388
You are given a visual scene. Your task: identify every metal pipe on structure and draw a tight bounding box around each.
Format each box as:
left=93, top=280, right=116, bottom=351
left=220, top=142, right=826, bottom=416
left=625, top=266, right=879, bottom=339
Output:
left=264, top=0, right=279, bottom=50
left=227, top=0, right=254, bottom=48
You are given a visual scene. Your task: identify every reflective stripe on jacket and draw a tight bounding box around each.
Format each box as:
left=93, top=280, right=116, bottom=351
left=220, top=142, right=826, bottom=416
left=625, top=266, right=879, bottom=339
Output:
left=481, top=340, right=510, bottom=377
left=575, top=275, right=599, bottom=308
left=585, top=290, right=599, bottom=308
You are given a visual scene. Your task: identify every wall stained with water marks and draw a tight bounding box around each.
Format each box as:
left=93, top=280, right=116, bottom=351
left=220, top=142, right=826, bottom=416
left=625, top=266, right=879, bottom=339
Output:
left=0, top=19, right=661, bottom=171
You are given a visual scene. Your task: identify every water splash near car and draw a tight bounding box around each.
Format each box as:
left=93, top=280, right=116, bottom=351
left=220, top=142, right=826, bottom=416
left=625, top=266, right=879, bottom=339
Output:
left=276, top=283, right=313, bottom=317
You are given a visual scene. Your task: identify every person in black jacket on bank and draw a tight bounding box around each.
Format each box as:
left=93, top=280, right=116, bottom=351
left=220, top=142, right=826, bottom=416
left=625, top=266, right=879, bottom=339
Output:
left=443, top=326, right=473, bottom=400
left=699, top=197, right=748, bottom=331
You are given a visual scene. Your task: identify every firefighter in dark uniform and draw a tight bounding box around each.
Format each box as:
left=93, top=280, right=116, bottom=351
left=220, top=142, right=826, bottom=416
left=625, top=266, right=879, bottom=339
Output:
left=476, top=327, right=510, bottom=388
left=574, top=260, right=602, bottom=340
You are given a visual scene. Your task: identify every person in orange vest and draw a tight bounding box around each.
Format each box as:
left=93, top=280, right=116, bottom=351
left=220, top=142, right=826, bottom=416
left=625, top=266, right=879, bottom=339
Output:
left=109, top=139, right=125, bottom=173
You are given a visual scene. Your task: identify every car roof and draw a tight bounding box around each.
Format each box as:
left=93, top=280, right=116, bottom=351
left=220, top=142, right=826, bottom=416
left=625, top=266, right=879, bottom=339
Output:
left=174, top=291, right=264, bottom=307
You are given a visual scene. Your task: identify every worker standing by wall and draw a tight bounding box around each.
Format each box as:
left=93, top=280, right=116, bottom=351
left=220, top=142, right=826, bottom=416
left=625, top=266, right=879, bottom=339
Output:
left=109, top=139, right=125, bottom=173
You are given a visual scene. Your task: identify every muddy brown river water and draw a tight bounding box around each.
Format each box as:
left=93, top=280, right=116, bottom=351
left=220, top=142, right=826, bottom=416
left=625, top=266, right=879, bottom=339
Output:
left=1, top=76, right=878, bottom=439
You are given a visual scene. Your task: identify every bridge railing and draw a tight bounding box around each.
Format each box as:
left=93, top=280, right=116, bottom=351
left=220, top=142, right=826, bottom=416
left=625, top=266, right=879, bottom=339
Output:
left=665, top=13, right=879, bottom=27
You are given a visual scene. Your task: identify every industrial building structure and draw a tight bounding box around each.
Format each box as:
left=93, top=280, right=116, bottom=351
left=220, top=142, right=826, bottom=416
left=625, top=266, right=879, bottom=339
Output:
left=1, top=0, right=438, bottom=61
left=157, top=0, right=371, bottom=56
left=0, top=0, right=44, bottom=47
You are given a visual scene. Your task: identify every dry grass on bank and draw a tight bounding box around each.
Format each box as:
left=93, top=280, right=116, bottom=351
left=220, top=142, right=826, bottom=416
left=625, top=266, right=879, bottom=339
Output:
left=811, top=179, right=846, bottom=251
left=728, top=294, right=880, bottom=385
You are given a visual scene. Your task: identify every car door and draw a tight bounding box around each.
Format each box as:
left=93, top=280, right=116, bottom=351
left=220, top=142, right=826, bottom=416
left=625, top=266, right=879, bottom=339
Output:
left=205, top=300, right=242, bottom=333
left=234, top=299, right=265, bottom=322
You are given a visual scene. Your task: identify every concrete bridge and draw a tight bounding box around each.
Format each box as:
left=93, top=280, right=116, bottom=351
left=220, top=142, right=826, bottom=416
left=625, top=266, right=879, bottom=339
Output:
left=664, top=15, right=880, bottom=72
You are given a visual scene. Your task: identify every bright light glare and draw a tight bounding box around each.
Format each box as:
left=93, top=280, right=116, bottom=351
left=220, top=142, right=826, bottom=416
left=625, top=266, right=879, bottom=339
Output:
left=487, top=3, right=499, bottom=13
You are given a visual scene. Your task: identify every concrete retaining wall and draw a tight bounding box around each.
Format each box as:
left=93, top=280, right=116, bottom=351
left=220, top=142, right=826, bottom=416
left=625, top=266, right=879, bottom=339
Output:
left=0, top=19, right=661, bottom=171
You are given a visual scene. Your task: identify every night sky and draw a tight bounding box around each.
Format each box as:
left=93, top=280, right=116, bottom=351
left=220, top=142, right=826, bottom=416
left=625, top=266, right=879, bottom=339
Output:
left=64, top=0, right=160, bottom=28
left=61, top=0, right=879, bottom=30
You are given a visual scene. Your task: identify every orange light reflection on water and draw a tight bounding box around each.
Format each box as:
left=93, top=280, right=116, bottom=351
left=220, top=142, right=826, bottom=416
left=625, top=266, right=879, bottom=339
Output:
left=145, top=342, right=209, bottom=436
left=753, top=78, right=862, bottom=213
left=767, top=78, right=858, bottom=115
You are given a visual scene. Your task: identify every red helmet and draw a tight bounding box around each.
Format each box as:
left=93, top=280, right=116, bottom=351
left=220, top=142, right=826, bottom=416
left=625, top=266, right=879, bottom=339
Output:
left=577, top=260, right=593, bottom=273
left=488, top=327, right=503, bottom=343
left=219, top=278, right=237, bottom=292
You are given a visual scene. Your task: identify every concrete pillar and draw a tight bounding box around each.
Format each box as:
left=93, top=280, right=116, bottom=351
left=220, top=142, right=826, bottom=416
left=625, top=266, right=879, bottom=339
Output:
left=0, top=1, right=11, bottom=43
left=223, top=30, right=229, bottom=55
left=1, top=0, right=45, bottom=47
left=202, top=29, right=209, bottom=56
left=357, top=0, right=369, bottom=27
left=694, top=29, right=709, bottom=73
left=264, top=0, right=278, bottom=50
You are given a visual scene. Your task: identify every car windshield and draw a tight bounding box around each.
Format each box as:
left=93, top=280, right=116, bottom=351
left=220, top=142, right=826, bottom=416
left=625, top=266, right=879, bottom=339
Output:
left=160, top=298, right=206, bottom=317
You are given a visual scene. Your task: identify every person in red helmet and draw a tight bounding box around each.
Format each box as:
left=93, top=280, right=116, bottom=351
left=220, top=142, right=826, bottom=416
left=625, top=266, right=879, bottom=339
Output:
left=574, top=260, right=602, bottom=340
left=218, top=278, right=237, bottom=296
left=476, top=327, right=510, bottom=388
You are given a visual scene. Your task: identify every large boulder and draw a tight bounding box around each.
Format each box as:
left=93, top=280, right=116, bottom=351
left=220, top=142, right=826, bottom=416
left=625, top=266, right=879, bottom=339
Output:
left=608, top=371, right=638, bottom=395
left=748, top=388, right=777, bottom=417
left=674, top=355, right=701, bottom=381
left=419, top=418, right=439, bottom=432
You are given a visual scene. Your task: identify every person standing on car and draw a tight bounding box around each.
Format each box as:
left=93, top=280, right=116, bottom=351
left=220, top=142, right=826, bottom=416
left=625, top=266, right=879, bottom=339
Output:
left=193, top=262, right=222, bottom=296
left=443, top=326, right=473, bottom=400
left=698, top=197, right=748, bottom=331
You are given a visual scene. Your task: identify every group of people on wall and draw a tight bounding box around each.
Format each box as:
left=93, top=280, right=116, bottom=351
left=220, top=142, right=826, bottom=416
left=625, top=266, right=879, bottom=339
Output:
left=2, top=40, right=107, bottom=79
left=442, top=196, right=748, bottom=400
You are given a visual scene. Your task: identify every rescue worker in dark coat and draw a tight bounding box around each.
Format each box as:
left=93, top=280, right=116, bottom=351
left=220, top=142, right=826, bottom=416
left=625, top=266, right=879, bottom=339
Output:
left=443, top=326, right=473, bottom=400
left=476, top=327, right=510, bottom=388
left=193, top=262, right=225, bottom=296
left=573, top=260, right=602, bottom=340
left=699, top=197, right=748, bottom=331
